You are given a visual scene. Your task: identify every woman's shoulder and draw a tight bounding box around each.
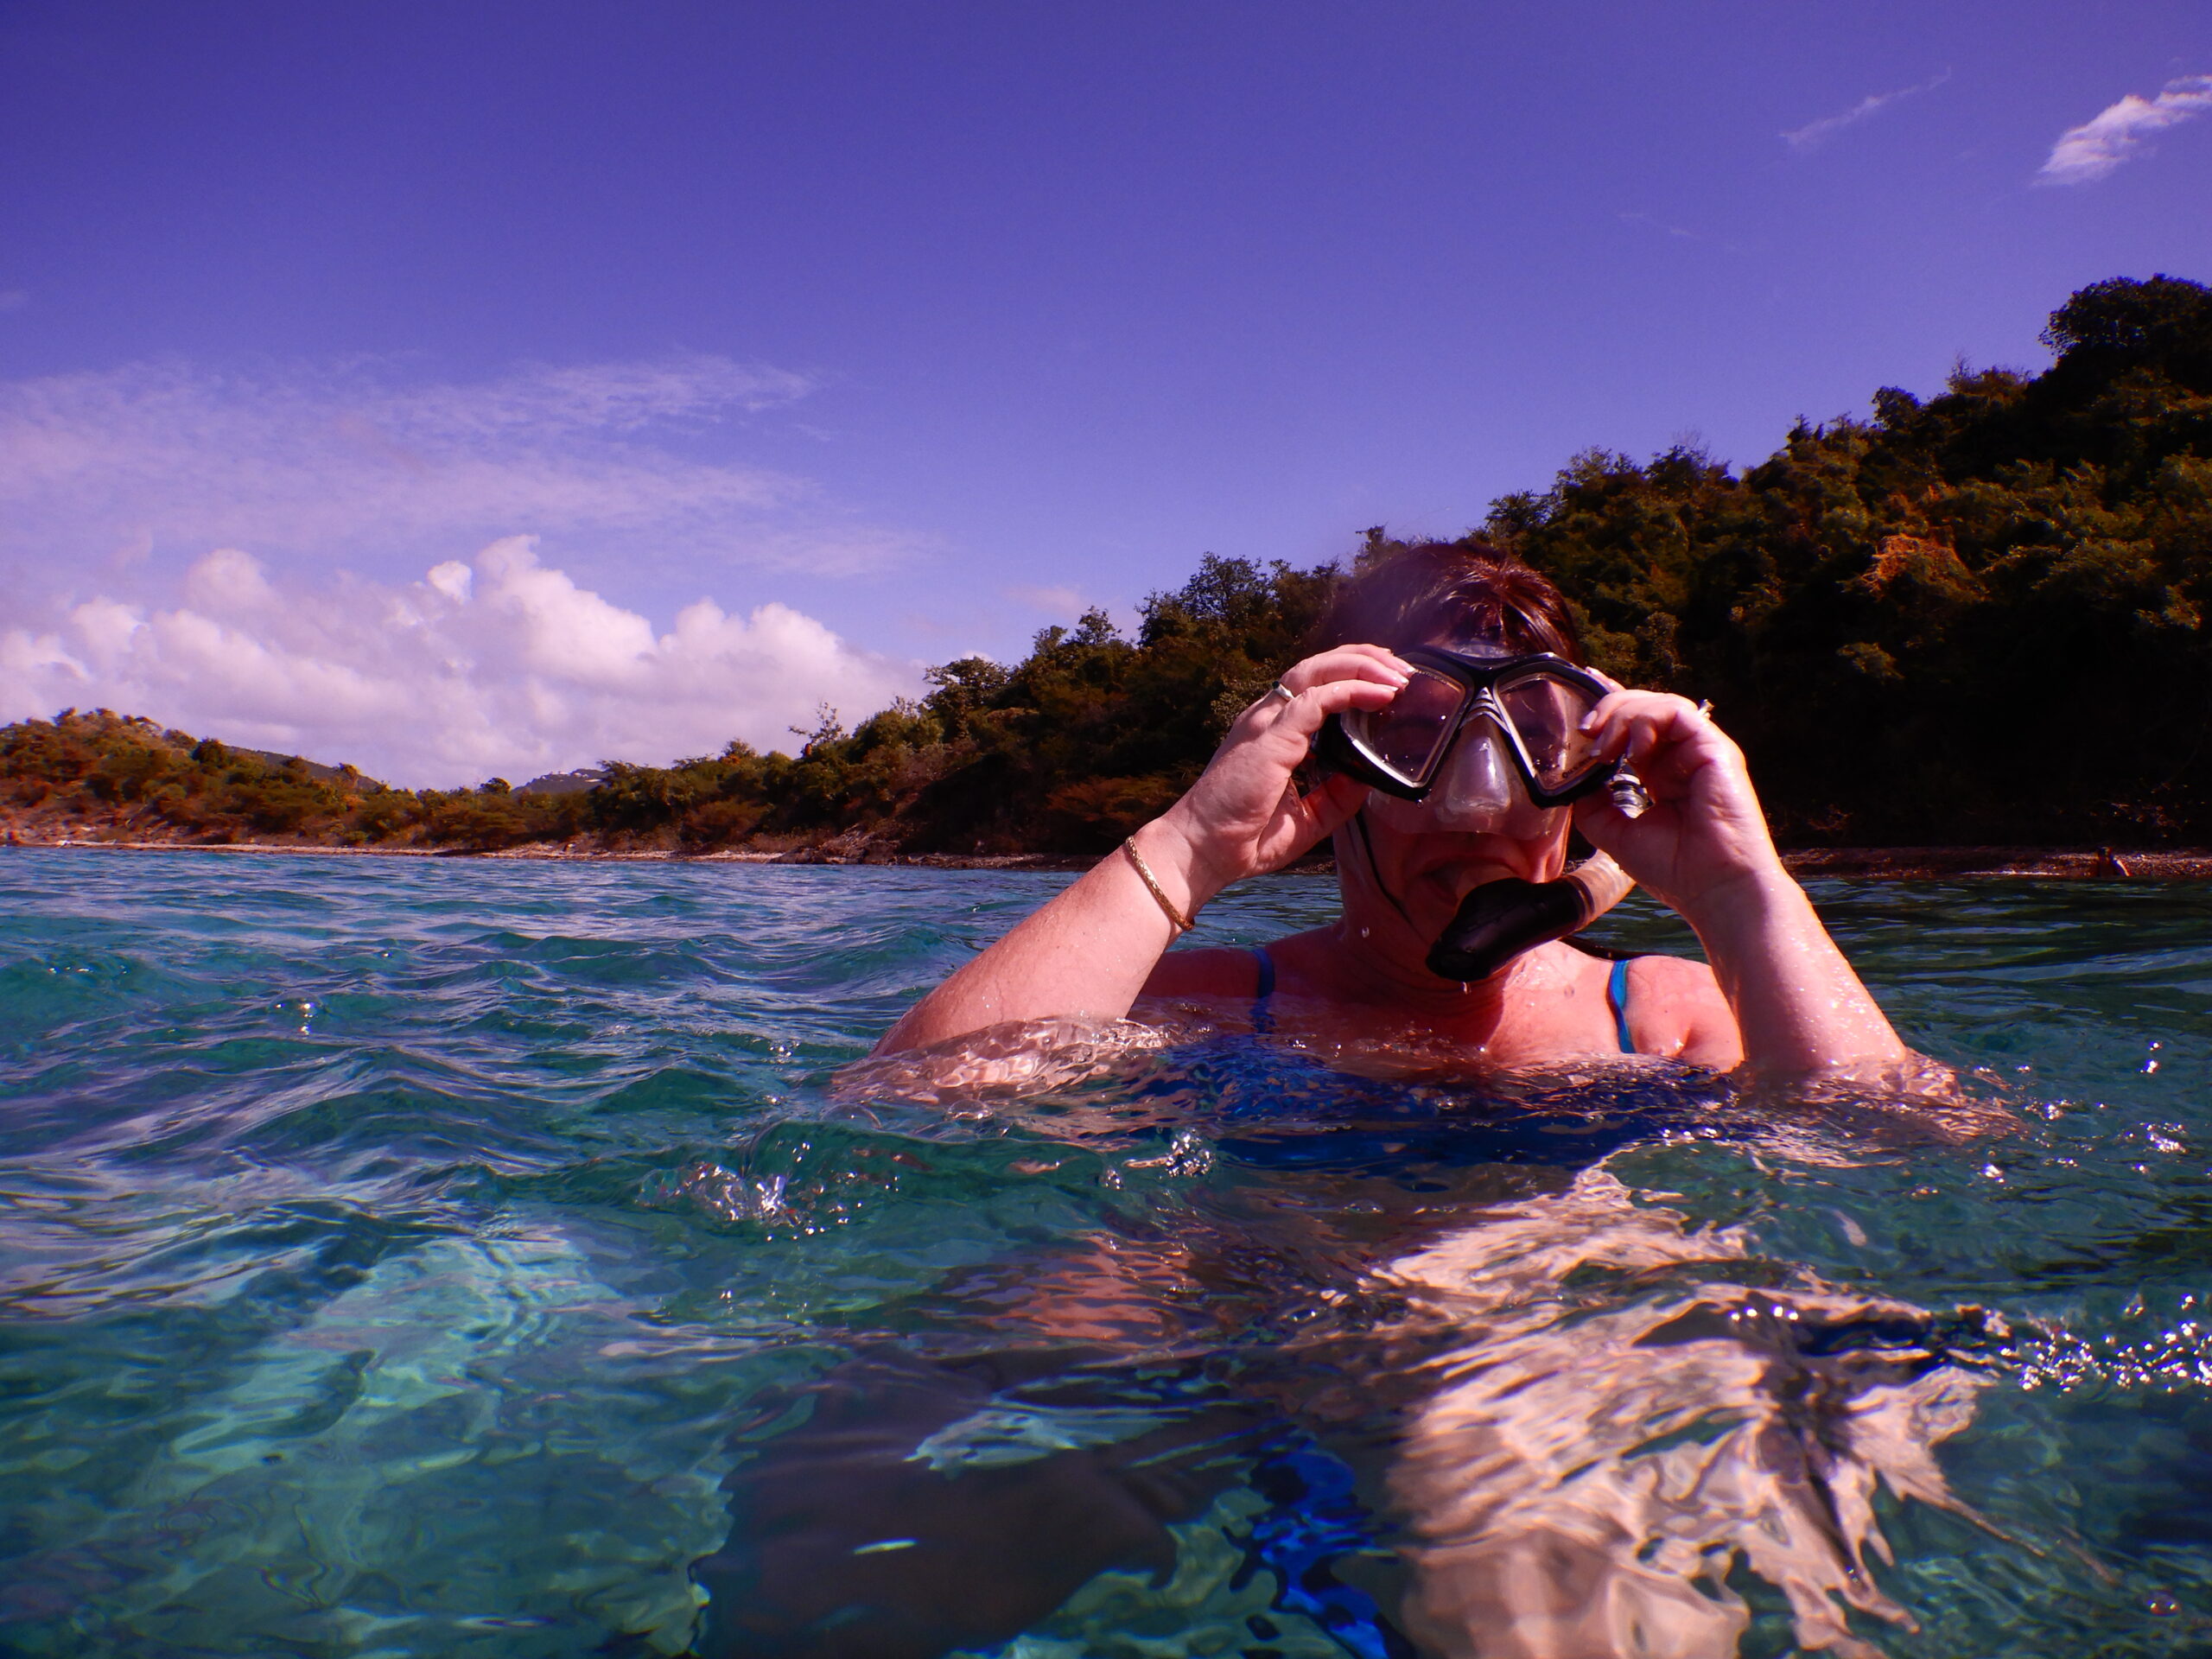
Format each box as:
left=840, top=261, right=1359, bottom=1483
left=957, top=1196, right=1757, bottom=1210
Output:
left=1619, top=951, right=1741, bottom=1065
left=1616, top=950, right=1715, bottom=992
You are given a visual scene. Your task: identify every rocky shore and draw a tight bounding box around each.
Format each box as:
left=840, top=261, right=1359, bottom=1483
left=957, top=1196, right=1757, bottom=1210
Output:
left=7, top=827, right=2208, bottom=880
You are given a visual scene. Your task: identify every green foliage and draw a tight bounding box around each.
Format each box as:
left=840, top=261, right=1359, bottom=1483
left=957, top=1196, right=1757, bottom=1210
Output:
left=1478, top=274, right=2212, bottom=842
left=880, top=560, right=1337, bottom=852
left=0, top=709, right=565, bottom=849
left=7, top=276, right=2209, bottom=853
left=0, top=710, right=370, bottom=842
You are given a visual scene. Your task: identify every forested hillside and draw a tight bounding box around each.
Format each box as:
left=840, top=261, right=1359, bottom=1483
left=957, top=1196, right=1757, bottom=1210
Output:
left=7, top=275, right=2209, bottom=855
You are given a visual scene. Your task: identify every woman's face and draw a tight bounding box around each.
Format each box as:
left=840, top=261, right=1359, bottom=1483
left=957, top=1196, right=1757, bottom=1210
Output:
left=1333, top=622, right=1575, bottom=950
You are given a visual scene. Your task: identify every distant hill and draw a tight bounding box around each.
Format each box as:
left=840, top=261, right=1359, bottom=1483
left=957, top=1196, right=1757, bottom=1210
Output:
left=230, top=747, right=383, bottom=790
left=515, top=768, right=607, bottom=797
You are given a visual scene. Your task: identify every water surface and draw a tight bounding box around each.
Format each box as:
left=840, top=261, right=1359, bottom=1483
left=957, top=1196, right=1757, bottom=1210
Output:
left=2, top=850, right=2209, bottom=1656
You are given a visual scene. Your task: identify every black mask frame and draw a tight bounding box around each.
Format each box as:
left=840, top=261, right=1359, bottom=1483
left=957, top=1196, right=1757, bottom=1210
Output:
left=1316, top=646, right=1622, bottom=810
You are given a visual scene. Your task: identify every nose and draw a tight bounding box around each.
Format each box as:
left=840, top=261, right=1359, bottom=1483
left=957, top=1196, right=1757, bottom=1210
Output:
left=1424, top=712, right=1522, bottom=828
left=1361, top=699, right=1567, bottom=838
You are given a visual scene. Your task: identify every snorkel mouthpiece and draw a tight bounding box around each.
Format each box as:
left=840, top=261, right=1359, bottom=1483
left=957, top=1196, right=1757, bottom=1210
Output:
left=1424, top=851, right=1637, bottom=982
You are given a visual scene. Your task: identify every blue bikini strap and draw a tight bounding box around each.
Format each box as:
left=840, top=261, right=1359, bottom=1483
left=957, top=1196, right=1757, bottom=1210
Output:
left=1250, top=945, right=1276, bottom=1033
left=1606, top=957, right=1634, bottom=1054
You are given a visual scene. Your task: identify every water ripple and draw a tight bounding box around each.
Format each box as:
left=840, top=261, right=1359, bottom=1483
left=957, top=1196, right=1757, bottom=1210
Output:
left=2, top=852, right=2209, bottom=1655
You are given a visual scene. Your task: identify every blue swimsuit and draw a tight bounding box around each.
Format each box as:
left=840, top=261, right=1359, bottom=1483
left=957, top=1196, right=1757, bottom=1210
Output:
left=1249, top=945, right=1636, bottom=1053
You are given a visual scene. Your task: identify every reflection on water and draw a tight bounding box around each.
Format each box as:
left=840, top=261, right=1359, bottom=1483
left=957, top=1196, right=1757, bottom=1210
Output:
left=1378, top=1170, right=1993, bottom=1657
left=2, top=852, right=2210, bottom=1656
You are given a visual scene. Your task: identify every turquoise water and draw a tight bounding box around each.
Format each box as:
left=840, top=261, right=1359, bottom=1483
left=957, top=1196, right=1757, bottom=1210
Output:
left=2, top=849, right=2209, bottom=1657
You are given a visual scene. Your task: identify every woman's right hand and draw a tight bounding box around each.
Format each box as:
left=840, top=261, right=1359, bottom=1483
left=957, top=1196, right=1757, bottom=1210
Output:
left=874, top=643, right=1414, bottom=1054
left=1147, top=644, right=1411, bottom=905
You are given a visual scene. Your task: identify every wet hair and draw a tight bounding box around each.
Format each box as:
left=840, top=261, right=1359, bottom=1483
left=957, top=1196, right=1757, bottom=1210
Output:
left=1313, top=540, right=1585, bottom=663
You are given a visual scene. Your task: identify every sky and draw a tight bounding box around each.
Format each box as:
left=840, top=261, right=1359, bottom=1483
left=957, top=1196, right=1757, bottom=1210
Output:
left=2, top=0, right=2208, bottom=785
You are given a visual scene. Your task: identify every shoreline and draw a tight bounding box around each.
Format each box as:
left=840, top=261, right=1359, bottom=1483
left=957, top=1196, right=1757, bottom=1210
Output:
left=6, top=836, right=2209, bottom=880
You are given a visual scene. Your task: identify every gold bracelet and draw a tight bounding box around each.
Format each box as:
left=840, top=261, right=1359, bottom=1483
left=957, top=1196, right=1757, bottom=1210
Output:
left=1121, top=836, right=1195, bottom=933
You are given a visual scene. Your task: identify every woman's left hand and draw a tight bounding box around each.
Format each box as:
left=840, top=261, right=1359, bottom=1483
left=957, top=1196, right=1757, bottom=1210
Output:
left=1570, top=679, right=1787, bottom=921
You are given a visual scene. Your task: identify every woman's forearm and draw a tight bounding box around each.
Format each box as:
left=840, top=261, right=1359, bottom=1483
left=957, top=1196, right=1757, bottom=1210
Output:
left=869, top=654, right=1396, bottom=1057
left=870, top=822, right=1204, bottom=1055
left=1682, top=865, right=1911, bottom=1080
left=1572, top=687, right=1913, bottom=1083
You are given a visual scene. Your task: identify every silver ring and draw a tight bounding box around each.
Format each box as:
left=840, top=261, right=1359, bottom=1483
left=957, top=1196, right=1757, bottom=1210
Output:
left=1267, top=681, right=1297, bottom=704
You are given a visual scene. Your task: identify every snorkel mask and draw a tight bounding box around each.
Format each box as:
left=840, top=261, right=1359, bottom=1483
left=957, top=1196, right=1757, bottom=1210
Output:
left=1316, top=645, right=1621, bottom=816
left=1316, top=645, right=1640, bottom=981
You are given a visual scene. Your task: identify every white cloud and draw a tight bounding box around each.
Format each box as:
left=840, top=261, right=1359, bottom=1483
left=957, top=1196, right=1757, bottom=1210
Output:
left=1783, top=72, right=1949, bottom=152
left=0, top=350, right=951, bottom=783
left=0, top=353, right=929, bottom=580
left=0, top=539, right=922, bottom=787
left=2038, top=75, right=2212, bottom=185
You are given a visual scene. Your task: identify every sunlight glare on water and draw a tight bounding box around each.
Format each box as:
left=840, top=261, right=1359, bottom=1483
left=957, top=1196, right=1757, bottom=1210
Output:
left=1, top=849, right=2209, bottom=1656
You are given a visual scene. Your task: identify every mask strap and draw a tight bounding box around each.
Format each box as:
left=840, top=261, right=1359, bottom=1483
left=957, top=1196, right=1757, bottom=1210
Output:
left=1351, top=806, right=1415, bottom=930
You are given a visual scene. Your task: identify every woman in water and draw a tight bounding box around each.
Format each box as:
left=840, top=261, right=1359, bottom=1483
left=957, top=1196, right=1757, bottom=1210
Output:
left=876, top=539, right=1916, bottom=1082
left=848, top=543, right=1975, bottom=1659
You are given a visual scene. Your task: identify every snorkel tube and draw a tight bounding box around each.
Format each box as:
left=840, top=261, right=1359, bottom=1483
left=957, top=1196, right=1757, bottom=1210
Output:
left=1423, top=769, right=1649, bottom=982
left=1425, top=849, right=1636, bottom=983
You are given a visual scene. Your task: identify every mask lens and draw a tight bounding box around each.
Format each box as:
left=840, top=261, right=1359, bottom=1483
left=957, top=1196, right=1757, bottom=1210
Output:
left=1498, top=672, right=1605, bottom=793
left=1345, top=666, right=1466, bottom=784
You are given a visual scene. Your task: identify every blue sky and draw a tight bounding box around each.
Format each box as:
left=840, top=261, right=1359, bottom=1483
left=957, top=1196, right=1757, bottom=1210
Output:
left=3, top=0, right=2208, bottom=783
